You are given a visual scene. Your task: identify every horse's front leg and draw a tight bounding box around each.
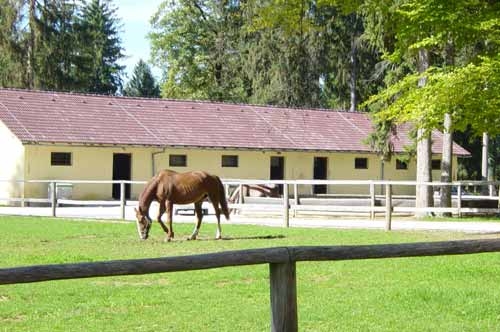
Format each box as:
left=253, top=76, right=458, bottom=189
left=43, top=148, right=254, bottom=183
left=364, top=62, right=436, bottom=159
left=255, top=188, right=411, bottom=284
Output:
left=189, top=201, right=204, bottom=240
left=166, top=200, right=174, bottom=241
left=156, top=200, right=171, bottom=238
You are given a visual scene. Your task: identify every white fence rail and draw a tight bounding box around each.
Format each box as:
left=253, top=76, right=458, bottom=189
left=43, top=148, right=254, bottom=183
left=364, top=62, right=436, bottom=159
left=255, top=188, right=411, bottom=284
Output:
left=0, top=179, right=499, bottom=229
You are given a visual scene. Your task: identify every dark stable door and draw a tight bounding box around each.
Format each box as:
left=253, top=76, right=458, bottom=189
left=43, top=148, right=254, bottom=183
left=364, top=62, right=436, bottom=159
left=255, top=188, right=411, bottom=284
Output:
left=270, top=156, right=285, bottom=194
left=112, top=154, right=131, bottom=199
left=313, top=157, right=327, bottom=194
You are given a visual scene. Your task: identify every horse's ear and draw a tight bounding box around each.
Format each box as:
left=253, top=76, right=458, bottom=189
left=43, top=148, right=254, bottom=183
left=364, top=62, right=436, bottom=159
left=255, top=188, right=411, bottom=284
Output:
left=134, top=207, right=138, bottom=213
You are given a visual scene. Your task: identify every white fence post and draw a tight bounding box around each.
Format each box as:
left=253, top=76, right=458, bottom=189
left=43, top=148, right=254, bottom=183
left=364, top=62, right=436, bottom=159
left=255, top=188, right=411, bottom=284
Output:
left=293, top=183, right=298, bottom=206
left=238, top=184, right=244, bottom=204
left=50, top=181, right=57, bottom=217
left=293, top=183, right=298, bottom=218
left=283, top=183, right=289, bottom=228
left=120, top=181, right=126, bottom=220
left=497, top=184, right=500, bottom=211
left=385, top=184, right=392, bottom=231
left=370, top=182, right=375, bottom=220
left=457, top=184, right=462, bottom=218
left=21, top=181, right=25, bottom=208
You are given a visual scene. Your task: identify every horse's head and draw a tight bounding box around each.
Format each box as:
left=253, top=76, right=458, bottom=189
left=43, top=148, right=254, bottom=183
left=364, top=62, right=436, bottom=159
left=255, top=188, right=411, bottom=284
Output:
left=134, top=207, right=153, bottom=240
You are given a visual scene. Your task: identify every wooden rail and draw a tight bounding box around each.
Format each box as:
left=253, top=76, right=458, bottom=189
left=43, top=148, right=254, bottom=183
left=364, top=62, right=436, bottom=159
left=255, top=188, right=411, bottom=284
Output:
left=2, top=239, right=500, bottom=331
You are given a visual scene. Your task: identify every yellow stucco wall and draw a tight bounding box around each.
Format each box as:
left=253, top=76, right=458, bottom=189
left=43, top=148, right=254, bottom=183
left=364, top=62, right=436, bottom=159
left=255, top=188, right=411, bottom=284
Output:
left=0, top=122, right=25, bottom=200
left=20, top=144, right=454, bottom=199
left=24, top=145, right=152, bottom=199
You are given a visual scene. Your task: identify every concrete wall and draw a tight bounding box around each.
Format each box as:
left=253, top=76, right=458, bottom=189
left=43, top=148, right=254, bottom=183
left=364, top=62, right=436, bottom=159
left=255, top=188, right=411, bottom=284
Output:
left=19, top=144, right=455, bottom=199
left=0, top=122, right=25, bottom=200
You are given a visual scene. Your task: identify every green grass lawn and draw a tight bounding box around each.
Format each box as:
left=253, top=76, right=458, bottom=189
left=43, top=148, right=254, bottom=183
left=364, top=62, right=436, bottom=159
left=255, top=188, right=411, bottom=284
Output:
left=1, top=215, right=500, bottom=331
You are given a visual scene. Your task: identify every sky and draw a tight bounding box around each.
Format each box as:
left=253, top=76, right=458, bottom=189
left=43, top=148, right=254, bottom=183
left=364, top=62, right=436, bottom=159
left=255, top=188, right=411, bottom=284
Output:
left=115, top=0, right=164, bottom=82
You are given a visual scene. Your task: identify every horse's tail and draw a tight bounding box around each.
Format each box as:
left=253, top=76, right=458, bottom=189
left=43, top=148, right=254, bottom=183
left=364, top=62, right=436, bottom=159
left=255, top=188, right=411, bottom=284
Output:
left=216, top=176, right=230, bottom=220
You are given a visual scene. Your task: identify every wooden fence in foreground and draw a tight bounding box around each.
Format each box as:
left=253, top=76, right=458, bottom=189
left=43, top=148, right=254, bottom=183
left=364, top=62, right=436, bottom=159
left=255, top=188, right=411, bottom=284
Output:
left=1, top=239, right=500, bottom=331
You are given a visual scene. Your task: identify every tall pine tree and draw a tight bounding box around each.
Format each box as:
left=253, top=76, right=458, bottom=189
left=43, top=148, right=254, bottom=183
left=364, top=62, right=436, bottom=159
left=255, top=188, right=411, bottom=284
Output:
left=77, top=0, right=124, bottom=95
left=123, top=59, right=160, bottom=97
left=36, top=0, right=79, bottom=90
left=0, top=0, right=25, bottom=87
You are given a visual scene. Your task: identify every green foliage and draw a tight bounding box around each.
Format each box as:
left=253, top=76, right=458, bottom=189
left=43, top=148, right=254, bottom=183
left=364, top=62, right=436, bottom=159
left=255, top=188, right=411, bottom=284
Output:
left=365, top=56, right=500, bottom=136
left=360, top=0, right=500, bottom=179
left=150, top=0, right=384, bottom=108
left=363, top=119, right=396, bottom=161
left=150, top=0, right=247, bottom=102
left=35, top=0, right=80, bottom=91
left=123, top=60, right=160, bottom=97
left=243, top=0, right=384, bottom=109
left=363, top=0, right=500, bottom=129
left=0, top=0, right=27, bottom=87
left=0, top=0, right=125, bottom=94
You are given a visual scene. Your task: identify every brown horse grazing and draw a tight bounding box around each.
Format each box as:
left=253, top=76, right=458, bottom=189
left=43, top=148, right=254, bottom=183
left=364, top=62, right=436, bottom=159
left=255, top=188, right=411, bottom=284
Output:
left=134, top=170, right=230, bottom=241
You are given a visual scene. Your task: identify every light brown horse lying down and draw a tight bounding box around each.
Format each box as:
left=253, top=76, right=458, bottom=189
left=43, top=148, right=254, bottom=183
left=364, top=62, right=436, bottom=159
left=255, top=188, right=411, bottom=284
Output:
left=135, top=170, right=230, bottom=241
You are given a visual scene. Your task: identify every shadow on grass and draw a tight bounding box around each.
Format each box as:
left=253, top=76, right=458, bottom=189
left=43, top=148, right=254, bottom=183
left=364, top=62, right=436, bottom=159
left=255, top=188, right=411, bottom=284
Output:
left=219, top=234, right=285, bottom=241
left=162, top=234, right=286, bottom=242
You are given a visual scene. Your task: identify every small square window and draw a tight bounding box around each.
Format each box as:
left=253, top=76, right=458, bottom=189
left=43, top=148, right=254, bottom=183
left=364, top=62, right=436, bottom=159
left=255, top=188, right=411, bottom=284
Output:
left=432, top=159, right=441, bottom=170
left=222, top=155, right=238, bottom=167
left=51, top=152, right=72, bottom=166
left=354, top=157, right=368, bottom=169
left=169, top=154, right=187, bottom=167
left=396, top=159, right=408, bottom=170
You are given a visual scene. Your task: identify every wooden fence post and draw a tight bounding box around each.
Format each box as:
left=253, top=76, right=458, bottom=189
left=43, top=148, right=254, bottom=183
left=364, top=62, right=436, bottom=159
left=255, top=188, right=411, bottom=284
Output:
left=270, top=262, right=298, bottom=332
left=385, top=184, right=392, bottom=231
left=50, top=181, right=57, bottom=217
left=370, top=182, right=375, bottom=220
left=283, top=183, right=289, bottom=228
left=120, top=181, right=126, bottom=220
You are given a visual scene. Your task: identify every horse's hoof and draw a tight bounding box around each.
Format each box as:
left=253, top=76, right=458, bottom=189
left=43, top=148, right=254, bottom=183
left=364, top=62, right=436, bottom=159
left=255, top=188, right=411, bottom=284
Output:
left=164, top=237, right=172, bottom=242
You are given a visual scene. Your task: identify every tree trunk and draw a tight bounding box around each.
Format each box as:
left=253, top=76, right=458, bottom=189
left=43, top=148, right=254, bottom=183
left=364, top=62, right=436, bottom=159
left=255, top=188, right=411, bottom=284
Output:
left=416, top=129, right=433, bottom=217
left=349, top=32, right=357, bottom=112
left=415, top=48, right=433, bottom=218
left=27, top=0, right=36, bottom=89
left=440, top=113, right=452, bottom=216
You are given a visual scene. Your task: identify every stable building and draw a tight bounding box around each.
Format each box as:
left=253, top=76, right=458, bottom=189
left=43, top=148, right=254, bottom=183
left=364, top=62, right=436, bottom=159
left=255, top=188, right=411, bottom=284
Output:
left=0, top=88, right=469, bottom=200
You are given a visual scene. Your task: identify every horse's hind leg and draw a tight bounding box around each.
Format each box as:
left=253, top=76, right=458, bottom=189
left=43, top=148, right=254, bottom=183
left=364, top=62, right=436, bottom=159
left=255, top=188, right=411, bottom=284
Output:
left=208, top=194, right=222, bottom=240
left=165, top=200, right=174, bottom=241
left=189, top=201, right=203, bottom=240
left=214, top=207, right=222, bottom=240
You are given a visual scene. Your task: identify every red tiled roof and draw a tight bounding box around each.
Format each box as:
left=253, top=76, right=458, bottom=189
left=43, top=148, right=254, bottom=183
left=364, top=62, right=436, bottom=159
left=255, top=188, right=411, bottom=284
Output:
left=0, top=88, right=470, bottom=155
